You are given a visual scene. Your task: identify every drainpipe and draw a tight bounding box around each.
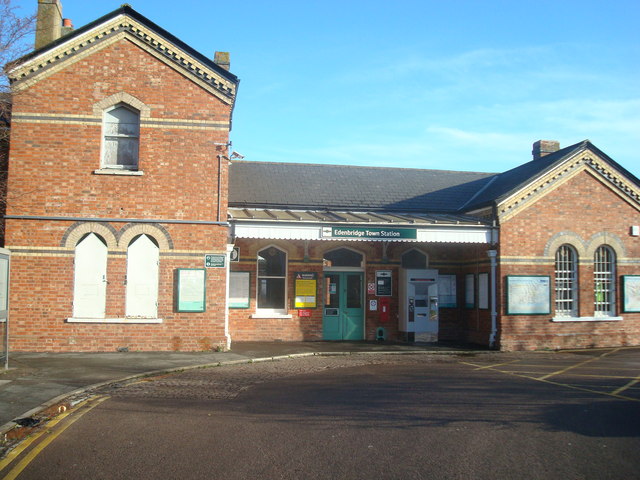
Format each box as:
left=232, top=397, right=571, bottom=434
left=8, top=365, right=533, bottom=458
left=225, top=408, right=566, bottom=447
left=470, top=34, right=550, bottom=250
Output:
left=224, top=242, right=234, bottom=350
left=488, top=249, right=498, bottom=348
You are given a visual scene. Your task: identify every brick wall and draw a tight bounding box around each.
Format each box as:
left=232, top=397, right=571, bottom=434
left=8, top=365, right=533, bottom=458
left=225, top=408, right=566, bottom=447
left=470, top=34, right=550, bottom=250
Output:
left=498, top=169, right=640, bottom=350
left=229, top=239, right=494, bottom=344
left=5, top=36, right=233, bottom=351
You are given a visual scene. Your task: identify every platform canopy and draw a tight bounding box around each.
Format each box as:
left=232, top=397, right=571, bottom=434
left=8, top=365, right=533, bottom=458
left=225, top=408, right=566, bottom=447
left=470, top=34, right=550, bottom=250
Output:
left=229, top=208, right=495, bottom=244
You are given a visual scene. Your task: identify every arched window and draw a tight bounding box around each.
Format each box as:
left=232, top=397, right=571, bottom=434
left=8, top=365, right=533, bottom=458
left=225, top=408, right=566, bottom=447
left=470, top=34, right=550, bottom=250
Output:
left=73, top=233, right=107, bottom=319
left=555, top=245, right=578, bottom=317
left=323, top=248, right=363, bottom=268
left=594, top=245, right=616, bottom=316
left=125, top=234, right=159, bottom=318
left=257, top=246, right=287, bottom=312
left=103, top=103, right=140, bottom=169
left=401, top=249, right=427, bottom=269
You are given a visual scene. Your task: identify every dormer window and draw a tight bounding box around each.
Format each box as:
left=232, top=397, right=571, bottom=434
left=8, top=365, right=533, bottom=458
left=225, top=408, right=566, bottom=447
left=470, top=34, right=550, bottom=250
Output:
left=103, top=103, right=140, bottom=169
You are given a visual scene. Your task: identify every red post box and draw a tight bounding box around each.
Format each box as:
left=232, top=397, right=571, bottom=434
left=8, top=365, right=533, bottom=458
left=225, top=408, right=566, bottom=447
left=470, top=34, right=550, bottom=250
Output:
left=379, top=297, right=390, bottom=322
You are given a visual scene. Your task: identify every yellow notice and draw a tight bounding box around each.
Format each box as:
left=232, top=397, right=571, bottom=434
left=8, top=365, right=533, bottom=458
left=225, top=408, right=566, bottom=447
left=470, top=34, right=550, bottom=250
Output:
left=295, top=273, right=317, bottom=308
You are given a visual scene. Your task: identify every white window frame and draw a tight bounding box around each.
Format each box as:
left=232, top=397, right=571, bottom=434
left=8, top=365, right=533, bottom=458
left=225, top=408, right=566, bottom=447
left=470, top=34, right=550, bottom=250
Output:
left=594, top=245, right=616, bottom=317
left=255, top=245, right=288, bottom=316
left=101, top=103, right=140, bottom=170
left=555, top=245, right=578, bottom=317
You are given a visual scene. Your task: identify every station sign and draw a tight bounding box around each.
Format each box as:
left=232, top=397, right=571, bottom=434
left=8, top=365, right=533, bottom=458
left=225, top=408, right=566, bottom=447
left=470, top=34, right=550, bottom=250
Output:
left=322, top=226, right=417, bottom=240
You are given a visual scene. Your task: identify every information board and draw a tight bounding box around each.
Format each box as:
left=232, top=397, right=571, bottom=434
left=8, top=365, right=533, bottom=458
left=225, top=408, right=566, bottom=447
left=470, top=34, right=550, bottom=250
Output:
left=176, top=269, right=206, bottom=312
left=294, top=272, right=317, bottom=308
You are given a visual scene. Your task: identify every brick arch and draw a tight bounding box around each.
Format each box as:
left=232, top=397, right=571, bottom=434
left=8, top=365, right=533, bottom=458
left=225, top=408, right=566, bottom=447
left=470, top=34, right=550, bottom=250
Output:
left=118, top=223, right=173, bottom=250
left=61, top=222, right=119, bottom=249
left=92, top=92, right=151, bottom=118
left=543, top=231, right=587, bottom=259
left=585, top=232, right=626, bottom=259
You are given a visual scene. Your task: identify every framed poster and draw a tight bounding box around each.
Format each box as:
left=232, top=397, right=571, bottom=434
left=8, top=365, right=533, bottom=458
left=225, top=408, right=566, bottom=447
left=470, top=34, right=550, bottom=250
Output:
left=465, top=273, right=475, bottom=308
left=230, top=271, right=250, bottom=308
left=438, top=274, right=457, bottom=308
left=478, top=273, right=489, bottom=309
left=294, top=272, right=317, bottom=308
left=622, top=275, right=640, bottom=313
left=176, top=268, right=206, bottom=312
left=506, top=275, right=551, bottom=315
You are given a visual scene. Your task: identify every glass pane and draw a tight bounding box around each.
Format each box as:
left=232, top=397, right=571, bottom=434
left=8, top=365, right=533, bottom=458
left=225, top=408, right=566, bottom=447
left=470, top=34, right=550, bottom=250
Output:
left=258, top=247, right=286, bottom=276
left=324, top=249, right=362, bottom=268
left=346, top=274, right=362, bottom=309
left=402, top=249, right=427, bottom=269
left=324, top=274, right=340, bottom=308
left=104, top=138, right=139, bottom=167
left=257, top=278, right=285, bottom=309
left=105, top=106, right=140, bottom=136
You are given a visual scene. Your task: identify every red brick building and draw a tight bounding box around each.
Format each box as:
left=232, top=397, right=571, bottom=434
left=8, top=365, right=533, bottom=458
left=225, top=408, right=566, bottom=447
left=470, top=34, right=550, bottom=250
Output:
left=4, top=2, right=238, bottom=351
left=4, top=3, right=640, bottom=352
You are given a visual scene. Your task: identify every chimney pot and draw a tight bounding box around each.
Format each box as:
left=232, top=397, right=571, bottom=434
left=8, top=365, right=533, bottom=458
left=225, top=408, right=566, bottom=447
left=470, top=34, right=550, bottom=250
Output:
left=213, top=51, right=231, bottom=71
left=532, top=140, right=560, bottom=160
left=63, top=18, right=73, bottom=27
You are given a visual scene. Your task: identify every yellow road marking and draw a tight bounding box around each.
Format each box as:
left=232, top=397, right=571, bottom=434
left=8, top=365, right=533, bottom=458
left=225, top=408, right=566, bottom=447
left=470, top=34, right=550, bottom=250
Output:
left=469, top=360, right=521, bottom=370
left=611, top=377, right=640, bottom=396
left=1, top=396, right=109, bottom=480
left=461, top=355, right=640, bottom=403
left=537, top=348, right=620, bottom=380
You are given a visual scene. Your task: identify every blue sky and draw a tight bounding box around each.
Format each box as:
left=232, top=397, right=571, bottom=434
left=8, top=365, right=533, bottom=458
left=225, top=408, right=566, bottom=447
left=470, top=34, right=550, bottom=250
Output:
left=12, top=0, right=640, bottom=178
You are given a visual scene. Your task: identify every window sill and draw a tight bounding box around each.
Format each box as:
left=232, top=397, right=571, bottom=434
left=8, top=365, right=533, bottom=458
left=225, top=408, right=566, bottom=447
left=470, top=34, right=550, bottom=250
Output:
left=67, top=317, right=163, bottom=324
left=551, top=316, right=623, bottom=322
left=93, top=169, right=143, bottom=176
left=250, top=313, right=293, bottom=319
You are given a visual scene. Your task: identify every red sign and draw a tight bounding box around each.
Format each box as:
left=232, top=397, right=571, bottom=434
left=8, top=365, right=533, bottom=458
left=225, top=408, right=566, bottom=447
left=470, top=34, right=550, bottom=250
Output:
left=298, top=309, right=312, bottom=317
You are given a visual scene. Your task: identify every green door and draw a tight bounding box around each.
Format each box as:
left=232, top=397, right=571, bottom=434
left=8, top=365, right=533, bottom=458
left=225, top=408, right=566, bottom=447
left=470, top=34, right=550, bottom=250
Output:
left=323, top=272, right=364, bottom=340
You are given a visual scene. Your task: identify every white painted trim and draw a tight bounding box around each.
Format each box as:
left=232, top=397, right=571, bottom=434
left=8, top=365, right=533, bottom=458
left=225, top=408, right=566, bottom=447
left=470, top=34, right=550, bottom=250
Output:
left=235, top=224, right=492, bottom=243
left=551, top=316, right=623, bottom=322
left=93, top=169, right=144, bottom=176
left=66, top=317, right=163, bottom=324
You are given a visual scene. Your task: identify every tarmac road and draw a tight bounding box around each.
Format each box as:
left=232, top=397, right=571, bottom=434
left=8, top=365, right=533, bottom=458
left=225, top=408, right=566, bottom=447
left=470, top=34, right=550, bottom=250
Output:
left=4, top=349, right=640, bottom=480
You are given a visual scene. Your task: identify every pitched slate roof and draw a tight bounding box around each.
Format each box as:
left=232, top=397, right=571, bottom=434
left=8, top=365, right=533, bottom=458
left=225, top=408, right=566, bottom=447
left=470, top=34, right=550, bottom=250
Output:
left=229, top=140, right=640, bottom=216
left=461, top=140, right=640, bottom=212
left=229, top=161, right=496, bottom=213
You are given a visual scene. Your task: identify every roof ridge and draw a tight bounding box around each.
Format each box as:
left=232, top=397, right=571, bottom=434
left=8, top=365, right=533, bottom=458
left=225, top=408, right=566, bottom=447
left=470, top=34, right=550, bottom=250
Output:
left=230, top=160, right=497, bottom=176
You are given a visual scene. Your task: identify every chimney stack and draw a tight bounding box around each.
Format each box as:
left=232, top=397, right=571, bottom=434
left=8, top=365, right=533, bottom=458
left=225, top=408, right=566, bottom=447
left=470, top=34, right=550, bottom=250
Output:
left=35, top=0, right=63, bottom=50
left=532, top=140, right=560, bottom=160
left=213, top=51, right=230, bottom=71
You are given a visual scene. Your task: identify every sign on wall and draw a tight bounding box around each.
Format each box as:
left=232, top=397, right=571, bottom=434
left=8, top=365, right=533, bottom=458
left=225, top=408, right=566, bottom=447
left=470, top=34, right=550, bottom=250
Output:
left=375, top=270, right=392, bottom=296
left=322, top=226, right=417, bottom=240
left=176, top=268, right=206, bottom=312
left=506, top=275, right=551, bottom=315
left=622, top=276, right=640, bottom=313
left=229, top=271, right=250, bottom=308
left=205, top=254, right=226, bottom=268
left=438, top=274, right=457, bottom=308
left=294, top=272, right=317, bottom=308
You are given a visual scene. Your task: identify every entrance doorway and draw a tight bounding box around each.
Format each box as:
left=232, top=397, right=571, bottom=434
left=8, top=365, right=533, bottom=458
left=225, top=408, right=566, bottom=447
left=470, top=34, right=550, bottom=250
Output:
left=323, top=272, right=364, bottom=340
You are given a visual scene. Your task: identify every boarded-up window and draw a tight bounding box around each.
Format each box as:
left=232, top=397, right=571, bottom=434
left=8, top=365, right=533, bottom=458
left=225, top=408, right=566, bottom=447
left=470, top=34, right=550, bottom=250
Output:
left=73, top=233, right=107, bottom=318
left=103, top=104, right=140, bottom=169
left=126, top=235, right=159, bottom=318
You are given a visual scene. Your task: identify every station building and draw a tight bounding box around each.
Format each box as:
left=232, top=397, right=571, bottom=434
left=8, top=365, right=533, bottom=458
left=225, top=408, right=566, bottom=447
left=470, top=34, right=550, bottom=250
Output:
left=3, top=2, right=640, bottom=352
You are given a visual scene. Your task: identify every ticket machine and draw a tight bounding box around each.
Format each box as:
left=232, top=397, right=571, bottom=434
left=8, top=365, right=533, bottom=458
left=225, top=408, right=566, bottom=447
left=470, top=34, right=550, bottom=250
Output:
left=399, top=269, right=439, bottom=342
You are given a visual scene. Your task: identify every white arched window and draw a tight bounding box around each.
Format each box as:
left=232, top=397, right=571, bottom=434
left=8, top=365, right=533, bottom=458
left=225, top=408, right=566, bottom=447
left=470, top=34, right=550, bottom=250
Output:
left=103, top=103, right=140, bottom=169
left=594, top=245, right=616, bottom=317
left=73, top=233, right=107, bottom=319
left=257, top=246, right=287, bottom=313
left=125, top=234, right=159, bottom=318
left=555, top=245, right=578, bottom=317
